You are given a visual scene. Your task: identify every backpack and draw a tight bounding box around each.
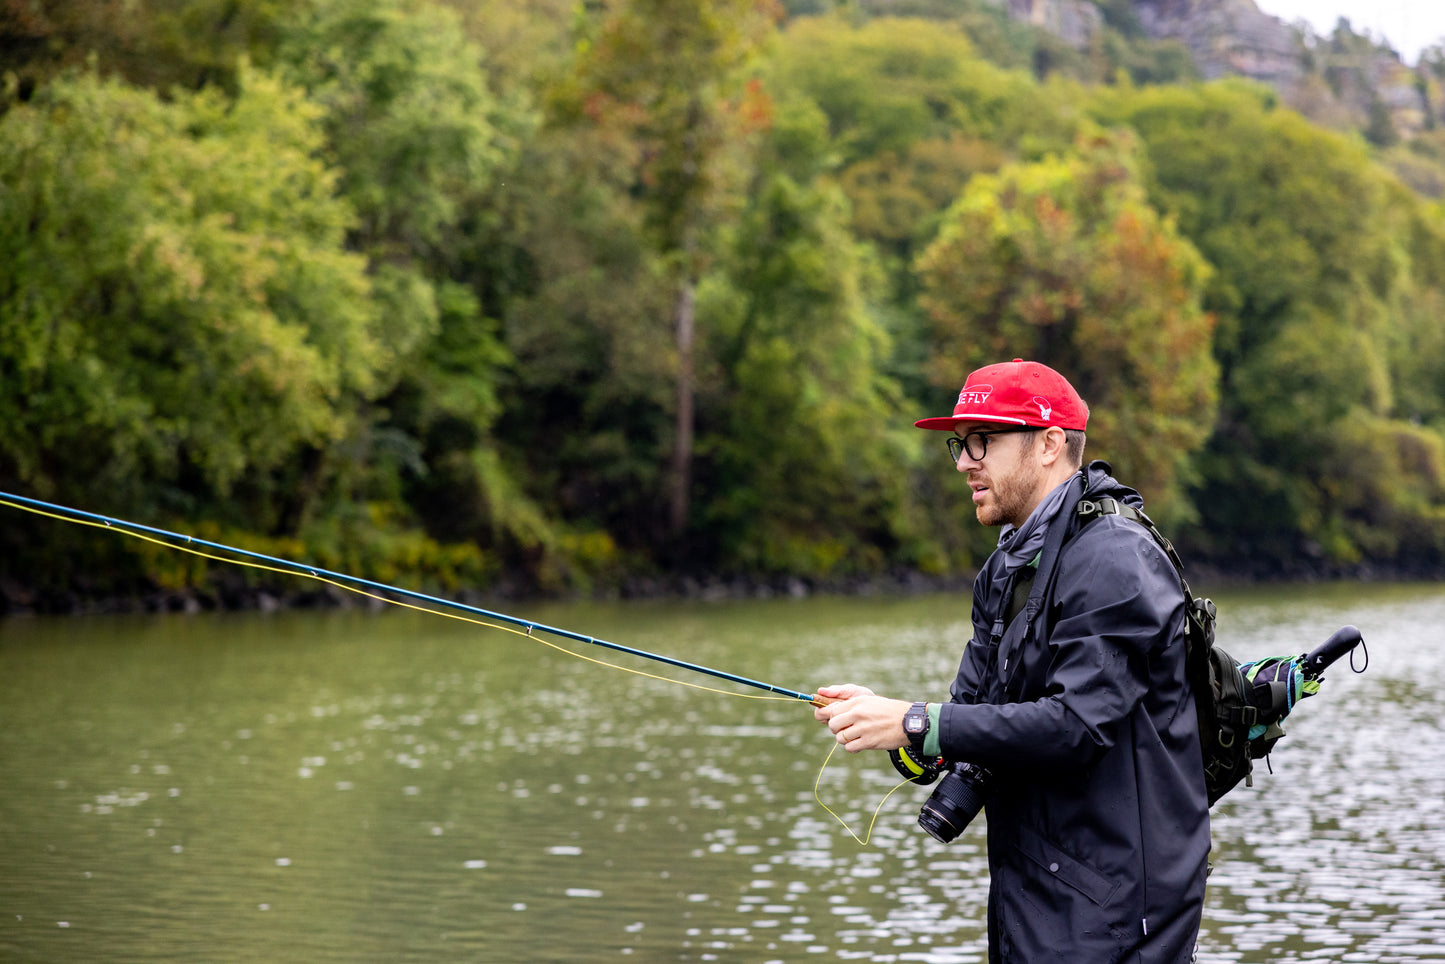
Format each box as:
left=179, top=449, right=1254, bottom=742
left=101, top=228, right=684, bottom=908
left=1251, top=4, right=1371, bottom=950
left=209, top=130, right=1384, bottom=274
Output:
left=1072, top=496, right=1286, bottom=805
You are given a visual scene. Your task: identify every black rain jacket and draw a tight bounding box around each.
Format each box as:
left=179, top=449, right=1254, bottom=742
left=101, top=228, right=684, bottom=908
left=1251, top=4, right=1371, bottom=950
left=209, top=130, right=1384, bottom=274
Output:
left=936, top=462, right=1210, bottom=963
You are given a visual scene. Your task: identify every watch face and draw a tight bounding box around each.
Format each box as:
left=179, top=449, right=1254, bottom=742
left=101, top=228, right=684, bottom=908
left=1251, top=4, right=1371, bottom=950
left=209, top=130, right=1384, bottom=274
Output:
left=905, top=716, right=924, bottom=733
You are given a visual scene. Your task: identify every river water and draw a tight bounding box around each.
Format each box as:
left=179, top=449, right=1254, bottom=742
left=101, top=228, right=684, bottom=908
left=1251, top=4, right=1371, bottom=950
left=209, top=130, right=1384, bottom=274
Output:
left=1, top=582, right=1441, bottom=962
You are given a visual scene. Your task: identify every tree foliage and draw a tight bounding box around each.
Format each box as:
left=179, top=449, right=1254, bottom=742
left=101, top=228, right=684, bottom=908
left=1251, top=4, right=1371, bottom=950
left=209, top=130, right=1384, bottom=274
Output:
left=1089, top=82, right=1441, bottom=564
left=4, top=1, right=1445, bottom=606
left=557, top=0, right=778, bottom=545
left=267, top=0, right=525, bottom=548
left=696, top=163, right=912, bottom=575
left=767, top=16, right=1060, bottom=168
left=0, top=66, right=380, bottom=519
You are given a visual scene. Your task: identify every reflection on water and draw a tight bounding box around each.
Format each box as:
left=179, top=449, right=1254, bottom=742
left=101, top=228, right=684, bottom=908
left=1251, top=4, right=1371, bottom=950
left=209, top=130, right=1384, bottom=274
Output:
left=1199, top=586, right=1445, bottom=963
left=0, top=584, right=1441, bottom=961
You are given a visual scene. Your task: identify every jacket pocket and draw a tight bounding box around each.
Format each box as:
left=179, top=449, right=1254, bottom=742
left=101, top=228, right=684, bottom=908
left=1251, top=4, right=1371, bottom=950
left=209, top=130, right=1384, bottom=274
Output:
left=1012, top=824, right=1120, bottom=908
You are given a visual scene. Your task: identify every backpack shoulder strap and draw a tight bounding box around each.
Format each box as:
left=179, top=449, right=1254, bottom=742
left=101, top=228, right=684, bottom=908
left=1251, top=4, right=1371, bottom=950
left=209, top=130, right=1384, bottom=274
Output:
left=1077, top=495, right=1213, bottom=631
left=1077, top=497, right=1180, bottom=574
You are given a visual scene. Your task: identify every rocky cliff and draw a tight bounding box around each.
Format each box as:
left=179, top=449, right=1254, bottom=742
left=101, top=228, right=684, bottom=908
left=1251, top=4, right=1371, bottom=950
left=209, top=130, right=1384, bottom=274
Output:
left=990, top=0, right=1441, bottom=141
left=1133, top=0, right=1299, bottom=82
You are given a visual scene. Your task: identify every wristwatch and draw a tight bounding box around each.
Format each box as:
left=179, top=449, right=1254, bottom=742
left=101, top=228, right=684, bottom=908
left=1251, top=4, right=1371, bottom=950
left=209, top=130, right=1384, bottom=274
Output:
left=903, top=701, right=930, bottom=752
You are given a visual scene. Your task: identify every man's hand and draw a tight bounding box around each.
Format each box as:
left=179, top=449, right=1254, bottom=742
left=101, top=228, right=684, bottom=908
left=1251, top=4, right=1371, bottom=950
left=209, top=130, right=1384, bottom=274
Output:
left=812, top=684, right=913, bottom=753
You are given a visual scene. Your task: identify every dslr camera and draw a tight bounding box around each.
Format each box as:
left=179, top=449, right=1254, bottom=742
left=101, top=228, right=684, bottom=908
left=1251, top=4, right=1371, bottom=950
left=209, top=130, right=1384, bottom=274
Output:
left=889, top=747, right=993, bottom=844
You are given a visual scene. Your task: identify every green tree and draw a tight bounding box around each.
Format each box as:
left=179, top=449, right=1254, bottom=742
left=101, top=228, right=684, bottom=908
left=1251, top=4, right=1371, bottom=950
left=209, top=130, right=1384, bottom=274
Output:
left=0, top=67, right=382, bottom=521
left=0, top=0, right=291, bottom=99
left=274, top=0, right=513, bottom=263
left=565, top=0, right=776, bottom=547
left=483, top=118, right=679, bottom=585
left=268, top=0, right=526, bottom=546
left=917, top=127, right=1219, bottom=524
left=1089, top=82, right=1445, bottom=566
left=766, top=15, right=1072, bottom=413
left=694, top=166, right=914, bottom=577
left=768, top=16, right=1060, bottom=170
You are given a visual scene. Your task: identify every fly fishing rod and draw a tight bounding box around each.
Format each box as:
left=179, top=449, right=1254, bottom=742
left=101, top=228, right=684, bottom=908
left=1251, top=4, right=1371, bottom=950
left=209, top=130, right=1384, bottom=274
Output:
left=0, top=489, right=834, bottom=707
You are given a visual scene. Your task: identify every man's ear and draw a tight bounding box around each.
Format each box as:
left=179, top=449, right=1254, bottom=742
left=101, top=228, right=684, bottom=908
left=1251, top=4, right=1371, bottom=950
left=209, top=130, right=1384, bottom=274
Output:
left=1038, top=427, right=1068, bottom=467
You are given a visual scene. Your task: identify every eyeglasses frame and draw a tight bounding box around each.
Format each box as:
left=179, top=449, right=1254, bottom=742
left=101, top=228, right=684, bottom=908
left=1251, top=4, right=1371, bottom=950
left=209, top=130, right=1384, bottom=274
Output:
left=946, top=427, right=1042, bottom=463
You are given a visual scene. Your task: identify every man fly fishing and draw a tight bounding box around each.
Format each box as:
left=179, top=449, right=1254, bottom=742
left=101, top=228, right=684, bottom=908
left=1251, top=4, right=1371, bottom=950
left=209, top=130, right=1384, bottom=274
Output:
left=814, top=359, right=1210, bottom=963
left=0, top=359, right=1365, bottom=964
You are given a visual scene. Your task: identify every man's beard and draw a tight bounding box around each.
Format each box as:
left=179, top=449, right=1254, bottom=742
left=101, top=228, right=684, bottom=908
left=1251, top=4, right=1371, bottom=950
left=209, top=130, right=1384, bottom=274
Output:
left=975, top=454, right=1044, bottom=528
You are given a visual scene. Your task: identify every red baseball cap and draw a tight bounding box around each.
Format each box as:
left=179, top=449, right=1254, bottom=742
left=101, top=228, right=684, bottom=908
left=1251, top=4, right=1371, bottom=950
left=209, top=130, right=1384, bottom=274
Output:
left=914, top=359, right=1089, bottom=432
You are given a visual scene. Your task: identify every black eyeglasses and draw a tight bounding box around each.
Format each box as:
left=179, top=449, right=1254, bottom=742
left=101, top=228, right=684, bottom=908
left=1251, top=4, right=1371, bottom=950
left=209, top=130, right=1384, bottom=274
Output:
left=946, top=427, right=1041, bottom=463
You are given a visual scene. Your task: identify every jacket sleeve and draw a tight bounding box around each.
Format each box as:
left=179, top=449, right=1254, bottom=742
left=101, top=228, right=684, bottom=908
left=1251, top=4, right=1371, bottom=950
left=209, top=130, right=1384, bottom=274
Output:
left=936, top=519, right=1185, bottom=769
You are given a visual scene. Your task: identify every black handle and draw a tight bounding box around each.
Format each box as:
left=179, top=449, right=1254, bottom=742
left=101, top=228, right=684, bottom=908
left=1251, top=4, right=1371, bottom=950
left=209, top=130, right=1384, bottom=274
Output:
left=1302, top=625, right=1363, bottom=678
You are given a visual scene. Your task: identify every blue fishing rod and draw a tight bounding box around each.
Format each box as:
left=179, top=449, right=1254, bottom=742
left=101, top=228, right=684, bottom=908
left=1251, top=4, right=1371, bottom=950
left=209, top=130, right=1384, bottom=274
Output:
left=0, top=489, right=833, bottom=707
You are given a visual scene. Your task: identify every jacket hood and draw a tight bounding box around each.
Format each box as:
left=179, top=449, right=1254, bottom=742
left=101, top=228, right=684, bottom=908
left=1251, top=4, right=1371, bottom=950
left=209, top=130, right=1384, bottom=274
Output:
left=1081, top=459, right=1144, bottom=510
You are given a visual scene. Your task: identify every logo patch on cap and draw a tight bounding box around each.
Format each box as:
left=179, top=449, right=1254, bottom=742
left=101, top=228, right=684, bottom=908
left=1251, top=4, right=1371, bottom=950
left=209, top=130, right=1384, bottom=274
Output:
left=956, top=386, right=993, bottom=409
left=1032, top=396, right=1052, bottom=421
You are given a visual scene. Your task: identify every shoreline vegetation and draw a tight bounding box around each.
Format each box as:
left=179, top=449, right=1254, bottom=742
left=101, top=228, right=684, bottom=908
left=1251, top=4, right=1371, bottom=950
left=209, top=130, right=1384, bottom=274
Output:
left=3, top=557, right=1437, bottom=619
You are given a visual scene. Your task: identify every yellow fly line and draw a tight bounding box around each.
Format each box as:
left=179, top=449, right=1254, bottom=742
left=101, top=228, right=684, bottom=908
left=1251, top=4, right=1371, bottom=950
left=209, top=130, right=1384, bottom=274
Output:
left=0, top=492, right=915, bottom=844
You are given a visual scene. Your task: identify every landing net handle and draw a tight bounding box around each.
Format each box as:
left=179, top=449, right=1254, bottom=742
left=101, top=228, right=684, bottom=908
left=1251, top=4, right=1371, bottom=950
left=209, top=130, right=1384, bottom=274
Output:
left=1302, top=625, right=1365, bottom=680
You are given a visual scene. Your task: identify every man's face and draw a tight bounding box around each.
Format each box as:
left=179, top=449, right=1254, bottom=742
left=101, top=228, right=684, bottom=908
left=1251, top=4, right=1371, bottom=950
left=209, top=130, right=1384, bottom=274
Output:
left=952, top=422, right=1044, bottom=528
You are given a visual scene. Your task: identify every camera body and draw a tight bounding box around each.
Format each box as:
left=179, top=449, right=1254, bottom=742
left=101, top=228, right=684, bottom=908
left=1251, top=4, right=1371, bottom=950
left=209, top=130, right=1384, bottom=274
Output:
left=917, top=760, right=993, bottom=843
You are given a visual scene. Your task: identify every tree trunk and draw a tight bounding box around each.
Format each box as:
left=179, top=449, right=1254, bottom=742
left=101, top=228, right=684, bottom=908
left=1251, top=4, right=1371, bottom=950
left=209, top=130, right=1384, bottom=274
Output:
left=669, top=278, right=696, bottom=540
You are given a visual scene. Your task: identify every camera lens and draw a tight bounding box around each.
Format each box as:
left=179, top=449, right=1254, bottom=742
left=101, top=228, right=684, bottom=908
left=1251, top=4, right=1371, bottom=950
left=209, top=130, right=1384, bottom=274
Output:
left=917, top=761, right=992, bottom=843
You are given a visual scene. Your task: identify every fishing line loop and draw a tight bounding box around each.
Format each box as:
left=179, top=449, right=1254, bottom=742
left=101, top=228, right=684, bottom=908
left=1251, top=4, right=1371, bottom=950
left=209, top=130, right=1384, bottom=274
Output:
left=812, top=742, right=916, bottom=846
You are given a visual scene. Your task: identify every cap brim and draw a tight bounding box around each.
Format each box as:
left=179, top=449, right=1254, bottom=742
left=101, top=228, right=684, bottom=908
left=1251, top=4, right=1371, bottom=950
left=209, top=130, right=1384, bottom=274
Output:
left=913, top=413, right=1030, bottom=431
